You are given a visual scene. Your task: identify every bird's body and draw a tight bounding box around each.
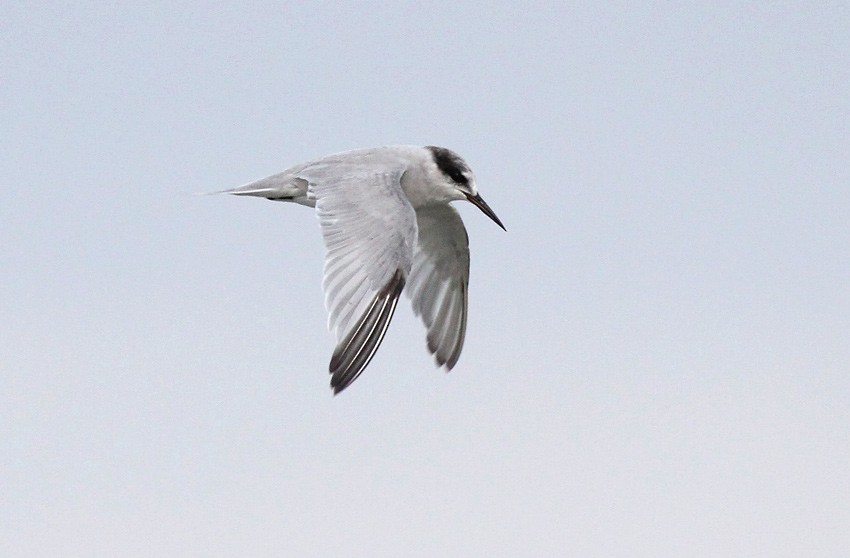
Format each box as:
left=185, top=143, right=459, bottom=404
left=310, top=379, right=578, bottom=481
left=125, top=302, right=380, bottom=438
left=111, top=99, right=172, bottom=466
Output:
left=221, top=145, right=504, bottom=393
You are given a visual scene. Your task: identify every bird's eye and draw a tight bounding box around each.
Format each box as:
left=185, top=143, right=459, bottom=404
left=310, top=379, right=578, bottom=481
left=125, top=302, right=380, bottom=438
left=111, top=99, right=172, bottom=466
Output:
left=450, top=170, right=468, bottom=185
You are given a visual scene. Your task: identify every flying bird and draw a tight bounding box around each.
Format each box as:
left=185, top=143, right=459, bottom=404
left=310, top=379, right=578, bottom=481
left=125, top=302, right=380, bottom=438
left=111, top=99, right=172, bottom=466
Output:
left=221, top=145, right=505, bottom=393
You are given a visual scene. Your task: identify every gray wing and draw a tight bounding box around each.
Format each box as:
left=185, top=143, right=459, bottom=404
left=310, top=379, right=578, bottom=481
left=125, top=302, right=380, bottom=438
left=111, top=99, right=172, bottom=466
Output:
left=406, top=205, right=470, bottom=370
left=300, top=161, right=417, bottom=393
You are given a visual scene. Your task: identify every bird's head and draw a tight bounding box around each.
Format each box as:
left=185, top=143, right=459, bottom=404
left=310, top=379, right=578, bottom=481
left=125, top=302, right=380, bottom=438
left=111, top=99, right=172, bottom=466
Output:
left=425, top=146, right=506, bottom=231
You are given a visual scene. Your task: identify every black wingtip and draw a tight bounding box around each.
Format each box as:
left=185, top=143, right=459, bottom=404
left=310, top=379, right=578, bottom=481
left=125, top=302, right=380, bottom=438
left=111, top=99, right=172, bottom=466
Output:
left=328, top=269, right=406, bottom=394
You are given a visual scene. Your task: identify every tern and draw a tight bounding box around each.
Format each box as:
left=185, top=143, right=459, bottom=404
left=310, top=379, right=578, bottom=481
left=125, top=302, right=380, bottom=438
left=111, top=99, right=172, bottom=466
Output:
left=221, top=145, right=505, bottom=393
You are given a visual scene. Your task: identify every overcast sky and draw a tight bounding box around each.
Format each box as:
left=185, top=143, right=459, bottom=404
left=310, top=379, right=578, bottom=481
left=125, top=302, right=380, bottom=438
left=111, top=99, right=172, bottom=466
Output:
left=2, top=2, right=849, bottom=556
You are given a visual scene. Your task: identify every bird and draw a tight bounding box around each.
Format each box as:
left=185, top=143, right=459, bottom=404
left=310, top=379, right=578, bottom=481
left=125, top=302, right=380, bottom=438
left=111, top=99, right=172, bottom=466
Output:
left=220, top=145, right=505, bottom=393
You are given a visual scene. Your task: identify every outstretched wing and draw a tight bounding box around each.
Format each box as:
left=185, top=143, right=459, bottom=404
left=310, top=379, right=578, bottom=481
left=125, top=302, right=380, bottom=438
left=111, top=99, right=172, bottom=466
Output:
left=300, top=161, right=417, bottom=393
left=406, top=205, right=470, bottom=370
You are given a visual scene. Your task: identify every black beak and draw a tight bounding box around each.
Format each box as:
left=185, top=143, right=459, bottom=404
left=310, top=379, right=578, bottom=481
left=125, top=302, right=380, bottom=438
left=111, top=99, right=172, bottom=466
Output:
left=465, top=193, right=506, bottom=231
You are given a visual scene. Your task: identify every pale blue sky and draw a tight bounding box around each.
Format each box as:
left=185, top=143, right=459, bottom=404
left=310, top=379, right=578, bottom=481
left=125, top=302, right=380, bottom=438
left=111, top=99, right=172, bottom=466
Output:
left=2, top=2, right=849, bottom=556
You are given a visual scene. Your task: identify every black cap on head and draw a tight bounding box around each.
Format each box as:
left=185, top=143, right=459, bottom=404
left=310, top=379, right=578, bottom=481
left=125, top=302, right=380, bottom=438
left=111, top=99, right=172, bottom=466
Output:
left=426, top=146, right=470, bottom=186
